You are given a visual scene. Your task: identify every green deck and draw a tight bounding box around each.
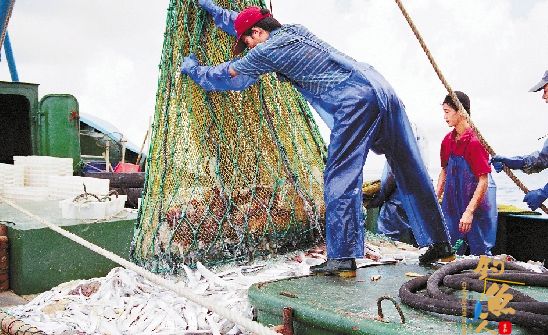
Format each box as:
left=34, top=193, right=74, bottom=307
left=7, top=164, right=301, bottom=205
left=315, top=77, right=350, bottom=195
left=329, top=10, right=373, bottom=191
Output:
left=0, top=199, right=137, bottom=295
left=249, top=263, right=546, bottom=335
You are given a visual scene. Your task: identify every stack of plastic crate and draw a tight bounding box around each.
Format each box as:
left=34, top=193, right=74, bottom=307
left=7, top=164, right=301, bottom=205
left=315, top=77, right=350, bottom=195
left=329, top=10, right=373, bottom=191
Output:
left=3, top=156, right=73, bottom=201
left=0, top=163, right=24, bottom=196
left=14, top=156, right=73, bottom=187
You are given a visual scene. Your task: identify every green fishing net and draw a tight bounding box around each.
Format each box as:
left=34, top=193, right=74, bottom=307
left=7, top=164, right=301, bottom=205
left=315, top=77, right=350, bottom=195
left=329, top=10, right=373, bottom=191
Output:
left=131, top=0, right=327, bottom=272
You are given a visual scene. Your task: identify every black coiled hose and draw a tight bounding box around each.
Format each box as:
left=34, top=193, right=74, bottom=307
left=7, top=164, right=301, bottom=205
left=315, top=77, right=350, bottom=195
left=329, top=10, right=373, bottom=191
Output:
left=399, top=259, right=548, bottom=331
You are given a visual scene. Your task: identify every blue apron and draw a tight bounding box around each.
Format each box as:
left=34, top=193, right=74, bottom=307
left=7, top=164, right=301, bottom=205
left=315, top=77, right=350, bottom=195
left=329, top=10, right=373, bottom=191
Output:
left=442, top=155, right=497, bottom=255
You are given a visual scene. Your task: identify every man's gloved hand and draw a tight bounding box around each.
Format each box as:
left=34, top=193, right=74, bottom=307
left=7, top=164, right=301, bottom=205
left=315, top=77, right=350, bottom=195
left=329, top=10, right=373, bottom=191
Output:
left=197, top=0, right=237, bottom=36
left=180, top=54, right=199, bottom=75
left=523, top=188, right=547, bottom=211
left=490, top=155, right=525, bottom=172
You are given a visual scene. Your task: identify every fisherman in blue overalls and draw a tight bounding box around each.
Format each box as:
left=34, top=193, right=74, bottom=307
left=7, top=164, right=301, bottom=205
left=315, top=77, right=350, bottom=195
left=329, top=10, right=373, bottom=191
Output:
left=491, top=71, right=548, bottom=211
left=367, top=122, right=428, bottom=246
left=367, top=163, right=417, bottom=246
left=180, top=0, right=454, bottom=275
left=436, top=92, right=497, bottom=255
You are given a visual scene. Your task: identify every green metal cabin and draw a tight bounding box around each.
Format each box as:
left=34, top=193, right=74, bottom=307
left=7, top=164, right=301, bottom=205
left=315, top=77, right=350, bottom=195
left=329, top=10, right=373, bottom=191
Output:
left=0, top=81, right=80, bottom=169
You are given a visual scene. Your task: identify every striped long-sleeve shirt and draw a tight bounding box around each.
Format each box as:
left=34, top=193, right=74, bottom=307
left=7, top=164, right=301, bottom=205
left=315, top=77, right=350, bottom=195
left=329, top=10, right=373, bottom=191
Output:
left=231, top=24, right=352, bottom=96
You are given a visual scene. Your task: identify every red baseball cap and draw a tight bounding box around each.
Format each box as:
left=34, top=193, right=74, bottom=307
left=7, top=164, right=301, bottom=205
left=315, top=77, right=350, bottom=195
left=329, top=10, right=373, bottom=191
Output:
left=233, top=6, right=272, bottom=55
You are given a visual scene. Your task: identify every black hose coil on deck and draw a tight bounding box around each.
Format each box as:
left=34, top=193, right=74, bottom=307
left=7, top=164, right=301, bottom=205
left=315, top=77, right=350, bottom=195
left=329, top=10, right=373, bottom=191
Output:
left=399, top=259, right=548, bottom=331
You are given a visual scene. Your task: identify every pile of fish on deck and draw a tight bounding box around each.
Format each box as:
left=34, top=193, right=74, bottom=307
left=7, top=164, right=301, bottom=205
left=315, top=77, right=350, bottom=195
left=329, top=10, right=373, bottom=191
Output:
left=6, top=238, right=421, bottom=334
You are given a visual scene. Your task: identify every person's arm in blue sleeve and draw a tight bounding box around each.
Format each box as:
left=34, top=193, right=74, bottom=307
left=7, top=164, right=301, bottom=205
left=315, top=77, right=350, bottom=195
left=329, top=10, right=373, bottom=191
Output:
left=198, top=0, right=237, bottom=36
left=181, top=54, right=257, bottom=92
left=490, top=155, right=525, bottom=172
left=491, top=139, right=548, bottom=174
left=523, top=182, right=548, bottom=211
left=522, top=139, right=548, bottom=174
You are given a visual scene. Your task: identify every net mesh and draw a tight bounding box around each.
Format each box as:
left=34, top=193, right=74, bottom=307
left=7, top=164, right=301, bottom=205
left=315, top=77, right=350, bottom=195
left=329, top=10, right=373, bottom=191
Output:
left=131, top=0, right=327, bottom=272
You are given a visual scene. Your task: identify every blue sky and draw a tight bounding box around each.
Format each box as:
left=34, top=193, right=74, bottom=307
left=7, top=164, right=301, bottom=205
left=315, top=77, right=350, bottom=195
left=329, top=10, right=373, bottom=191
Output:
left=1, top=0, right=547, bottom=180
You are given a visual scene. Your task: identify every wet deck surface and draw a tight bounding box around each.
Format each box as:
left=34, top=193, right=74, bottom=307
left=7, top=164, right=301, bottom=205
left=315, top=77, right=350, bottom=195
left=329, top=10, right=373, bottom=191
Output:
left=250, top=263, right=547, bottom=335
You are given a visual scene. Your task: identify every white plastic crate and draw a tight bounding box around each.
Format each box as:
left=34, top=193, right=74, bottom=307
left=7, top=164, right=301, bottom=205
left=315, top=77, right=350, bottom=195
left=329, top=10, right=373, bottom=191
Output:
left=0, top=164, right=22, bottom=194
left=59, top=195, right=127, bottom=220
left=48, top=176, right=109, bottom=200
left=14, top=155, right=72, bottom=167
left=14, top=156, right=73, bottom=187
left=0, top=164, right=8, bottom=194
left=59, top=198, right=108, bottom=220
left=3, top=186, right=49, bottom=201
left=106, top=195, right=127, bottom=216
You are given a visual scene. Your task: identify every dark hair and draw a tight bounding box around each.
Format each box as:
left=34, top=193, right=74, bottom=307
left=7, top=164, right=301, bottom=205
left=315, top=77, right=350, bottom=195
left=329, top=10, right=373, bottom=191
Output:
left=443, top=91, right=471, bottom=116
left=242, top=8, right=281, bottom=36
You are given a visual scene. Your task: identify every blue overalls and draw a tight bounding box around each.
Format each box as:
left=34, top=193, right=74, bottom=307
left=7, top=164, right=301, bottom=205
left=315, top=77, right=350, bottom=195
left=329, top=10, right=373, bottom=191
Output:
left=316, top=66, right=449, bottom=258
left=187, top=3, right=451, bottom=260
left=442, top=155, right=497, bottom=255
left=375, top=164, right=417, bottom=246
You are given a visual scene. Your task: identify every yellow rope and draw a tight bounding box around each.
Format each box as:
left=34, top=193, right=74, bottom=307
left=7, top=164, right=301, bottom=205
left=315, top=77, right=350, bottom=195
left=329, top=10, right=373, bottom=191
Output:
left=393, top=0, right=548, bottom=215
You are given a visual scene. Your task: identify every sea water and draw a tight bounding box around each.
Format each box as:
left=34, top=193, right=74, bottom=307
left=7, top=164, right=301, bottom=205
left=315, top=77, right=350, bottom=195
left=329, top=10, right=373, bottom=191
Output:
left=363, top=165, right=548, bottom=217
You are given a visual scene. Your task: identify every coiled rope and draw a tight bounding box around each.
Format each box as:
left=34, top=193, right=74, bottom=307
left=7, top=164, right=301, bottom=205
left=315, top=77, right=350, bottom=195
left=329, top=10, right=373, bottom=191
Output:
left=0, top=195, right=280, bottom=335
left=394, top=0, right=548, bottom=215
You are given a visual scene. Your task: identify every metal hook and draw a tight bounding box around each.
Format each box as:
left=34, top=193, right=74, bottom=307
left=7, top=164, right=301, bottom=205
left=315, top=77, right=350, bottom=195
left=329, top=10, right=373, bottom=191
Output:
left=377, top=295, right=406, bottom=324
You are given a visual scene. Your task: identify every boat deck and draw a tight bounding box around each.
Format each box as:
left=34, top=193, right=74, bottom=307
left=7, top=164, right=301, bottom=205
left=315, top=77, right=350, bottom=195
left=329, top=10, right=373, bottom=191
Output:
left=249, top=263, right=547, bottom=335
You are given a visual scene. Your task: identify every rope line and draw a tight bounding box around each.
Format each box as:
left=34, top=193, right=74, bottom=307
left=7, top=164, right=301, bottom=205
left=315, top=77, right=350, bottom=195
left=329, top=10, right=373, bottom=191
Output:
left=394, top=0, right=548, bottom=214
left=0, top=311, right=46, bottom=335
left=0, top=0, right=15, bottom=51
left=0, top=195, right=280, bottom=335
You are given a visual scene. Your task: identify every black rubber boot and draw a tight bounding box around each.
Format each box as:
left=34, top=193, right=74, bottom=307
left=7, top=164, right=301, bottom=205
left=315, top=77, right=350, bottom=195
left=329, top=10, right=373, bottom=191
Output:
left=310, top=258, right=357, bottom=278
left=419, top=242, right=455, bottom=265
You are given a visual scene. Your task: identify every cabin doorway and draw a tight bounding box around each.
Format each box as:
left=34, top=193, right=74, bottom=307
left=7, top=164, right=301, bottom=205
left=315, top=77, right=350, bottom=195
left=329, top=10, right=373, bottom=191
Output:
left=0, top=94, right=32, bottom=164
